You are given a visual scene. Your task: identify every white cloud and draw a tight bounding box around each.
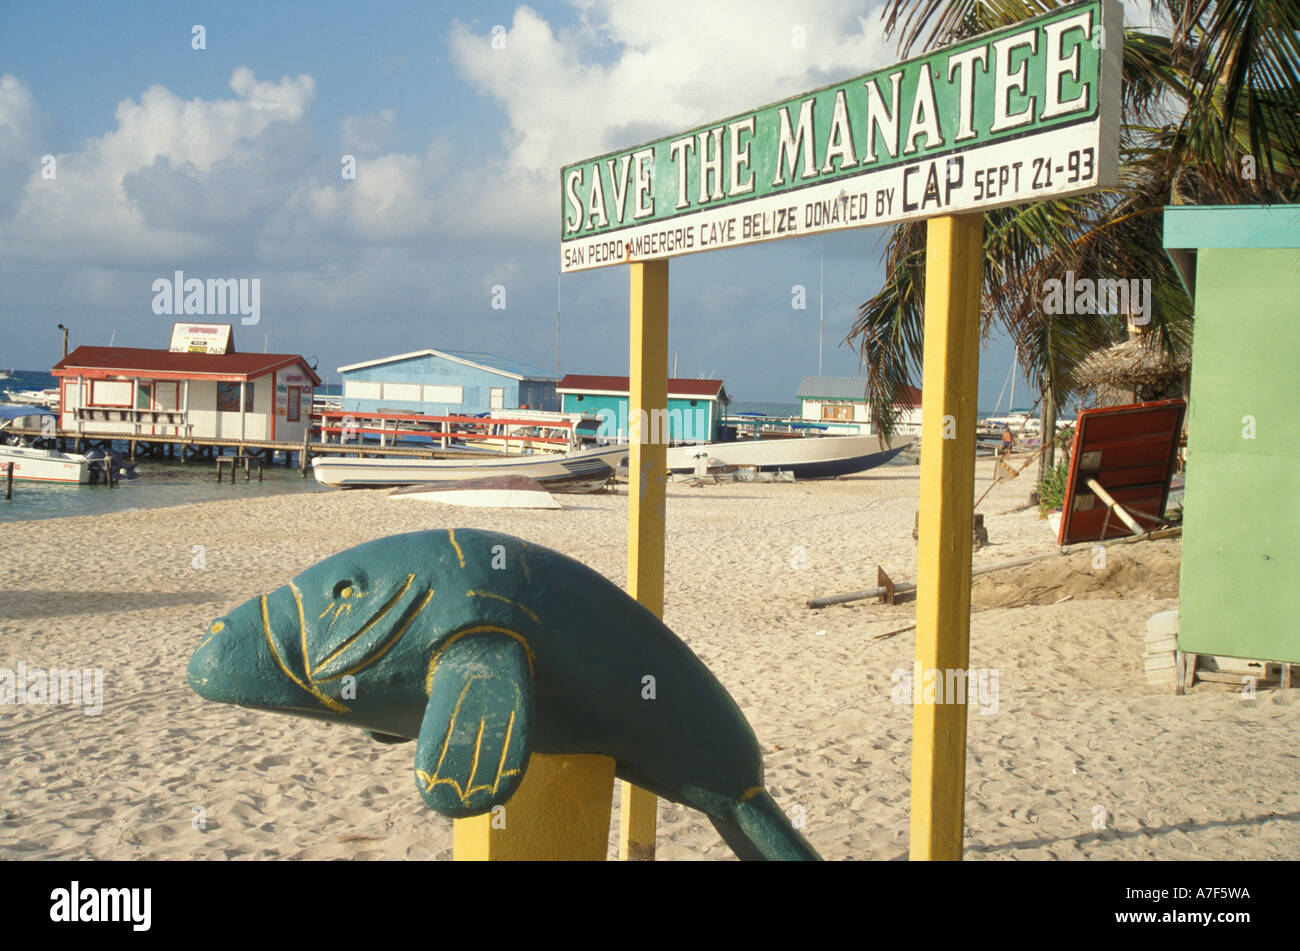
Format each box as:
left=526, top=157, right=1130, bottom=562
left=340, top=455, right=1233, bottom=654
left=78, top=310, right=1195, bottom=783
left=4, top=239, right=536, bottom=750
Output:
left=340, top=109, right=398, bottom=156
left=445, top=1, right=894, bottom=235
left=0, top=69, right=316, bottom=265
left=2, top=5, right=897, bottom=261
left=0, top=74, right=51, bottom=217
left=1, top=1, right=902, bottom=369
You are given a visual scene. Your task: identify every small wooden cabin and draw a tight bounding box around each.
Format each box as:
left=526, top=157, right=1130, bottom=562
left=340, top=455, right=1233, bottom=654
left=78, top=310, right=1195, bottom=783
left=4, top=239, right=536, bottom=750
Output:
left=797, top=376, right=922, bottom=435
left=52, top=346, right=320, bottom=443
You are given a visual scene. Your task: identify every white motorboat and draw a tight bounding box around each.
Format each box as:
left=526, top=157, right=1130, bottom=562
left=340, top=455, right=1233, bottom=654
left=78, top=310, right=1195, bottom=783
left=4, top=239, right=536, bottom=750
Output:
left=980, top=411, right=1039, bottom=432
left=665, top=433, right=913, bottom=478
left=0, top=444, right=90, bottom=484
left=3, top=388, right=59, bottom=408
left=1, top=406, right=88, bottom=483
left=0, top=406, right=137, bottom=485
left=312, top=443, right=628, bottom=491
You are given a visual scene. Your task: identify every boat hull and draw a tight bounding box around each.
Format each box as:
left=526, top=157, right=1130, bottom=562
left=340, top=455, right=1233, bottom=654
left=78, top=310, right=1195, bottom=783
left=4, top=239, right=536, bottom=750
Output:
left=666, top=434, right=913, bottom=479
left=311, top=444, right=628, bottom=492
left=0, top=446, right=91, bottom=484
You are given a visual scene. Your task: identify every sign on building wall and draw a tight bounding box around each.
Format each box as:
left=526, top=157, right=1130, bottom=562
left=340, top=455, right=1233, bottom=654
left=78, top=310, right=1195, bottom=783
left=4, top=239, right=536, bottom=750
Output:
left=277, top=369, right=311, bottom=420
left=560, top=0, right=1120, bottom=273
left=169, top=322, right=234, bottom=354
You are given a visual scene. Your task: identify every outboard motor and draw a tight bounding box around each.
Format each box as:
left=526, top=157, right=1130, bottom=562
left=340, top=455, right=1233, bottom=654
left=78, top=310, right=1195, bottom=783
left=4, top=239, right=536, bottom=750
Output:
left=84, top=446, right=107, bottom=484
left=84, top=447, right=136, bottom=484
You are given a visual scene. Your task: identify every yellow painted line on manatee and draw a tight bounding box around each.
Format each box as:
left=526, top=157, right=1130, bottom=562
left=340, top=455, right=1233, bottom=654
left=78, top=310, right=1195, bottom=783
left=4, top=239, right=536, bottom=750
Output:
left=465, top=590, right=540, bottom=625
left=261, top=594, right=348, bottom=713
left=311, top=574, right=415, bottom=677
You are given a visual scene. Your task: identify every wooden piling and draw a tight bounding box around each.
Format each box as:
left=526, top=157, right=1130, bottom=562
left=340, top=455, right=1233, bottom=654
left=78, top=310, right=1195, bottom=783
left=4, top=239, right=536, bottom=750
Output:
left=5, top=462, right=13, bottom=500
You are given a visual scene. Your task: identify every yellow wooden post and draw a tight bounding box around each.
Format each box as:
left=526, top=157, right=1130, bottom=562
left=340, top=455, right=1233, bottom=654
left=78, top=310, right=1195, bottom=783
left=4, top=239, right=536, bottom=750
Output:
left=621, top=258, right=669, bottom=860
left=452, top=259, right=668, bottom=863
left=910, top=212, right=983, bottom=861
left=453, top=753, right=616, bottom=860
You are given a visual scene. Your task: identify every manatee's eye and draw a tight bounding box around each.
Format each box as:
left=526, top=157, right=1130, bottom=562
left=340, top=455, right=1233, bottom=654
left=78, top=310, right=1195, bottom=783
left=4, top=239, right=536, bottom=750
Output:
left=333, top=580, right=356, bottom=599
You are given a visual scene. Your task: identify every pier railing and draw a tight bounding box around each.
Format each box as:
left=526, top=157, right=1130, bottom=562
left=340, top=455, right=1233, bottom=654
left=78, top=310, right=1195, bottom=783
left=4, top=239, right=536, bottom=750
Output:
left=316, top=410, right=576, bottom=453
left=74, top=407, right=193, bottom=438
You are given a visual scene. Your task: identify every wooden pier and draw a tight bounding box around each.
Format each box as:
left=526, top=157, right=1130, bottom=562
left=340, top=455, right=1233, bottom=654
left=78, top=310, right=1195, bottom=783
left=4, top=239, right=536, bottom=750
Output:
left=3, top=408, right=580, bottom=484
left=1, top=426, right=479, bottom=476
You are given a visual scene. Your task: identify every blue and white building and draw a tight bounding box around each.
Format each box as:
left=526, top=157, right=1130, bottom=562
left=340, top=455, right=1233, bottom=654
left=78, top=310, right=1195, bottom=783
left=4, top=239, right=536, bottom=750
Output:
left=797, top=376, right=923, bottom=435
left=338, top=349, right=558, bottom=416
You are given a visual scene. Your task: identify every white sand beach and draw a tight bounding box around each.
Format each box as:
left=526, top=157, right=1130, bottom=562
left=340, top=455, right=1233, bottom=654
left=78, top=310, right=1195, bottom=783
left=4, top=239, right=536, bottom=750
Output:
left=2, top=457, right=1297, bottom=860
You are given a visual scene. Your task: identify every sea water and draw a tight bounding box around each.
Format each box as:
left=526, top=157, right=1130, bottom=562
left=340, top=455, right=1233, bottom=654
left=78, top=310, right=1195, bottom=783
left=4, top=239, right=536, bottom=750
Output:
left=1, top=370, right=336, bottom=523
left=0, top=458, right=332, bottom=523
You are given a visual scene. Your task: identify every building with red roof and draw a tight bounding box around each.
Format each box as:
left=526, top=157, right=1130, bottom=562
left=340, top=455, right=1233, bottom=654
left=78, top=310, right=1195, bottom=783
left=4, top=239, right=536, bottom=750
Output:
left=52, top=325, right=320, bottom=443
left=556, top=374, right=730, bottom=443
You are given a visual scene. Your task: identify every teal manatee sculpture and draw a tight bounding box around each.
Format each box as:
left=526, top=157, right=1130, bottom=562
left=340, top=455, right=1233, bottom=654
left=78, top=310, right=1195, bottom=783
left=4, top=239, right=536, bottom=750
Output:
left=187, top=529, right=819, bottom=860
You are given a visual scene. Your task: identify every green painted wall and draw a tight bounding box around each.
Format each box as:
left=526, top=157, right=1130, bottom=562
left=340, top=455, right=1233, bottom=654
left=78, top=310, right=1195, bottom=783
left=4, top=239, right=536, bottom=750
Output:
left=561, top=392, right=717, bottom=442
left=561, top=393, right=623, bottom=425
left=1177, top=245, right=1300, bottom=663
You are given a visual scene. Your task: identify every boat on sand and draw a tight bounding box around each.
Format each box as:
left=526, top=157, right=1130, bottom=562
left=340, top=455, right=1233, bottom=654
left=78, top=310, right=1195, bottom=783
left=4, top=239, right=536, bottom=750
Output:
left=665, top=433, right=912, bottom=479
left=311, top=443, right=627, bottom=491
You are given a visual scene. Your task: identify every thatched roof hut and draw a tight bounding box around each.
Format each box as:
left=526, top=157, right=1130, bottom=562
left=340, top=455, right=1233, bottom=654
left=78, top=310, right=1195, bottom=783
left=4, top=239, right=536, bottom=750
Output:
left=1072, top=335, right=1191, bottom=407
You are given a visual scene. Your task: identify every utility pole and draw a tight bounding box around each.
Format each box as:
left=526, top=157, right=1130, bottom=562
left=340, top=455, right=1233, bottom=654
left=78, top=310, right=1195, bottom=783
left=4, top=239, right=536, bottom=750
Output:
left=57, top=323, right=69, bottom=358
left=818, top=253, right=824, bottom=376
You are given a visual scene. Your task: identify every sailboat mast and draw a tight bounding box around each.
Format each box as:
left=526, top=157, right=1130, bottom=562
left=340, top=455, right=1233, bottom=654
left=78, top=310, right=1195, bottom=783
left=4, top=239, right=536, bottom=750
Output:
left=1010, top=347, right=1016, bottom=412
left=818, top=253, right=823, bottom=376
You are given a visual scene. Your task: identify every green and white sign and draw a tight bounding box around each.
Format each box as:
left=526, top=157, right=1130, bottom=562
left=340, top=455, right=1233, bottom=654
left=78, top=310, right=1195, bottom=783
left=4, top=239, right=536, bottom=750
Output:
left=560, top=0, right=1120, bottom=272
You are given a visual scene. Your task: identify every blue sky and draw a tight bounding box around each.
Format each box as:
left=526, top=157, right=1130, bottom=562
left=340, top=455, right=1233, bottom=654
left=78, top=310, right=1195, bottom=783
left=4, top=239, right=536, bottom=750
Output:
left=0, top=0, right=1081, bottom=409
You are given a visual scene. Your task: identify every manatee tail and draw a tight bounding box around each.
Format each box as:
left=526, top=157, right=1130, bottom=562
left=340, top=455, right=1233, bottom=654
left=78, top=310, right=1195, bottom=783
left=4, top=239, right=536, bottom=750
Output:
left=709, top=790, right=821, bottom=860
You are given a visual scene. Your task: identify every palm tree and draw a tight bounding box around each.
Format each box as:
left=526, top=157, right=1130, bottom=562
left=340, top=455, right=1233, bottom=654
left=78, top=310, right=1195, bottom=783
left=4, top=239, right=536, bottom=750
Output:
left=847, top=0, right=1300, bottom=461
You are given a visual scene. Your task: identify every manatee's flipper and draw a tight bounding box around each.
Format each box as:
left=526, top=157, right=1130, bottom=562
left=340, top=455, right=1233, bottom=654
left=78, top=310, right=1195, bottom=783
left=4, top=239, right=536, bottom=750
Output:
left=413, top=633, right=533, bottom=818
left=709, top=789, right=821, bottom=861
left=367, top=731, right=413, bottom=744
